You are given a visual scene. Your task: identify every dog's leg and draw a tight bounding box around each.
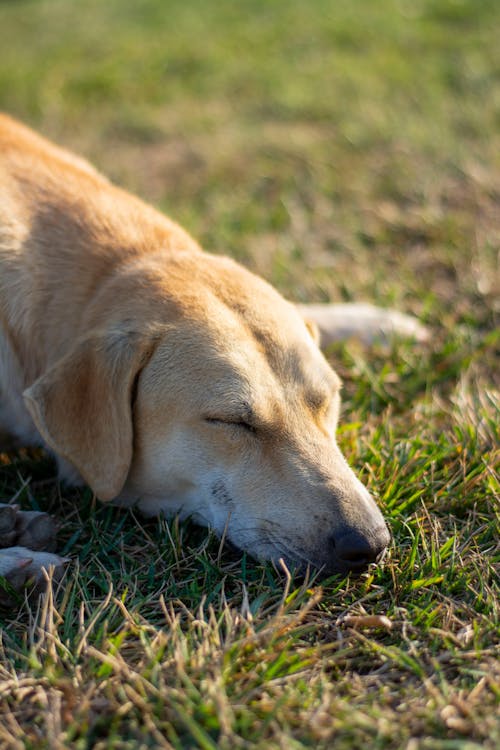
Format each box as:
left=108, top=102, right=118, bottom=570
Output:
left=0, top=504, right=68, bottom=604
left=0, top=504, right=58, bottom=550
left=0, top=547, right=68, bottom=603
left=297, top=303, right=429, bottom=348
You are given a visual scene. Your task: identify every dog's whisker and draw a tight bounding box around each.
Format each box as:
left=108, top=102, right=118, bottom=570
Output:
left=266, top=533, right=318, bottom=570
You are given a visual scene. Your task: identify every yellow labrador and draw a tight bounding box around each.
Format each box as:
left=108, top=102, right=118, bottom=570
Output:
left=0, top=114, right=426, bottom=586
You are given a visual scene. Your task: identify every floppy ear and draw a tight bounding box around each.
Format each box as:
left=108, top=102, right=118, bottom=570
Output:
left=23, top=328, right=161, bottom=501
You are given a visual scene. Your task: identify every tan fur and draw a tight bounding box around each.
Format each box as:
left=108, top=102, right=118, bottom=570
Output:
left=0, top=114, right=391, bottom=573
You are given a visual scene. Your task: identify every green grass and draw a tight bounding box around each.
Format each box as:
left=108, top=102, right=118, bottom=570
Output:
left=0, top=0, right=499, bottom=747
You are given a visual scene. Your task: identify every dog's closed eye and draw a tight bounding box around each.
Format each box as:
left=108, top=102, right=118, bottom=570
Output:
left=204, top=417, right=257, bottom=434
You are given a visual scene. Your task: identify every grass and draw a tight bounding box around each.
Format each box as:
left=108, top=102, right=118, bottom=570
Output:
left=0, top=0, right=499, bottom=747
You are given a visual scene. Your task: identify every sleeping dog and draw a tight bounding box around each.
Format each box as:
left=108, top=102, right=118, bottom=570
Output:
left=0, top=114, right=427, bottom=589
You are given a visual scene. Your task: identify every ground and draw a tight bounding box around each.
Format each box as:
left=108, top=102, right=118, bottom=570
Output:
left=0, top=0, right=498, bottom=748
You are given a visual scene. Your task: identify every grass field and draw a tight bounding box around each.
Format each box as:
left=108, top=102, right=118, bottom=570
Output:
left=0, top=0, right=499, bottom=747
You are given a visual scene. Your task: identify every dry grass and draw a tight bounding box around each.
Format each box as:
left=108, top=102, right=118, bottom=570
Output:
left=0, top=0, right=499, bottom=747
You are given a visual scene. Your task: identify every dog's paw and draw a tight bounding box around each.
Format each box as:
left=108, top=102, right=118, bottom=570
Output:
left=0, top=503, right=57, bottom=551
left=0, top=546, right=69, bottom=604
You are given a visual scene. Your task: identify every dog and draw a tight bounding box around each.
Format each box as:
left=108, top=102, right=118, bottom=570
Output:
left=0, top=114, right=427, bottom=590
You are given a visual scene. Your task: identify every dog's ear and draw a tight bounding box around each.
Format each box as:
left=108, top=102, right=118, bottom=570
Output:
left=23, top=327, right=162, bottom=501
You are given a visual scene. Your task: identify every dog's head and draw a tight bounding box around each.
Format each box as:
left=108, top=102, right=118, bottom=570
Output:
left=24, top=253, right=389, bottom=574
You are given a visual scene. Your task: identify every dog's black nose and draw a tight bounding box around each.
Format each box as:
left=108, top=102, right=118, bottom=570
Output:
left=335, top=526, right=390, bottom=569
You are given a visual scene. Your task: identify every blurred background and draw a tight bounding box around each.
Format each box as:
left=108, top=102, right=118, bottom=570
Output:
left=0, top=0, right=498, bottom=331
left=1, top=8, right=499, bottom=743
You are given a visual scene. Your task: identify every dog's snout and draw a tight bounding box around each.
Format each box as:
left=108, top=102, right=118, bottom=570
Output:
left=334, top=526, right=390, bottom=569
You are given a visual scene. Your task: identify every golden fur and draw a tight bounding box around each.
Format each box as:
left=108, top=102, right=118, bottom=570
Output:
left=0, top=114, right=396, bottom=574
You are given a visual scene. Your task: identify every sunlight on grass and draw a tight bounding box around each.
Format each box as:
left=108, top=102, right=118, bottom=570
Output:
left=0, top=0, right=499, bottom=747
